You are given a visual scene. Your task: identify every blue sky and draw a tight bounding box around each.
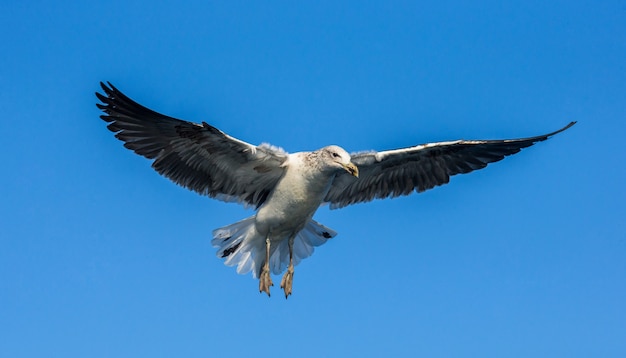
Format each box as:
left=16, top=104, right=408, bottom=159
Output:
left=1, top=1, right=625, bottom=357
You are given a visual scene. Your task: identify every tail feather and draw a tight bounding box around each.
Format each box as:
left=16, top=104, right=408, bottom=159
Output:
left=211, top=217, right=337, bottom=278
left=211, top=216, right=263, bottom=276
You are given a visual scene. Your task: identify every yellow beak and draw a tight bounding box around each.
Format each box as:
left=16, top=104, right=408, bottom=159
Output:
left=343, top=162, right=359, bottom=178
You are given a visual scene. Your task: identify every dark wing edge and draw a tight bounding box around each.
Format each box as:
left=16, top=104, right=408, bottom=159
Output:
left=325, top=122, right=576, bottom=209
left=96, top=82, right=288, bottom=207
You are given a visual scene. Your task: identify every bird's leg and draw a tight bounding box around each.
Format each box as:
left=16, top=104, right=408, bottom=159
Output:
left=259, top=236, right=273, bottom=296
left=280, top=237, right=295, bottom=298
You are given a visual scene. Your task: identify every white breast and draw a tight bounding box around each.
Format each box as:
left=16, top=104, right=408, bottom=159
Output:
left=255, top=153, right=334, bottom=239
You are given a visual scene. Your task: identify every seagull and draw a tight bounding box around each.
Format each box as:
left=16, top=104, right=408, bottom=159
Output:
left=96, top=82, right=575, bottom=298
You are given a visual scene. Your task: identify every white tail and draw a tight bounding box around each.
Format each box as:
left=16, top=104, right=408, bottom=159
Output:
left=212, top=217, right=337, bottom=278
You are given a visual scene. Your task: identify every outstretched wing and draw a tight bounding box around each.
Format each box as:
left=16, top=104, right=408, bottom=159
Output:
left=325, top=122, right=575, bottom=209
left=96, top=82, right=288, bottom=207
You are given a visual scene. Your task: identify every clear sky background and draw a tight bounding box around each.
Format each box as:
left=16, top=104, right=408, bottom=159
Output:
left=1, top=1, right=624, bottom=357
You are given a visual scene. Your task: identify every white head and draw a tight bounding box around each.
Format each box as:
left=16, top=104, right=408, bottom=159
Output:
left=318, top=145, right=359, bottom=177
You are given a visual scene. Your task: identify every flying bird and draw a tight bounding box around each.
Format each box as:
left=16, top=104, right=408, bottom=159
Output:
left=96, top=82, right=575, bottom=298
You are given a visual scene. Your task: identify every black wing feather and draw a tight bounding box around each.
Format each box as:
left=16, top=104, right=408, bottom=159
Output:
left=96, top=82, right=288, bottom=207
left=325, top=122, right=575, bottom=208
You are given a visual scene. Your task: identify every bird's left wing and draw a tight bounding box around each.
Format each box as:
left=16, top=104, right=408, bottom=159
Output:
left=324, top=122, right=575, bottom=209
left=96, top=82, right=288, bottom=208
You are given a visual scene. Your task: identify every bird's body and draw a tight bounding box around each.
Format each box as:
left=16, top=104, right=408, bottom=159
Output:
left=256, top=152, right=335, bottom=235
left=96, top=82, right=575, bottom=298
left=213, top=147, right=357, bottom=295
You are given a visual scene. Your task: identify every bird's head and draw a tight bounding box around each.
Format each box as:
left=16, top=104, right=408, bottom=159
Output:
left=320, top=145, right=359, bottom=178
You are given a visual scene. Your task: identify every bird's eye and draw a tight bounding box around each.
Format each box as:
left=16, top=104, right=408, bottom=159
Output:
left=332, top=152, right=340, bottom=158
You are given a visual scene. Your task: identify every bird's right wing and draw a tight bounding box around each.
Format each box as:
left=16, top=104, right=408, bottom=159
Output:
left=96, top=82, right=288, bottom=208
